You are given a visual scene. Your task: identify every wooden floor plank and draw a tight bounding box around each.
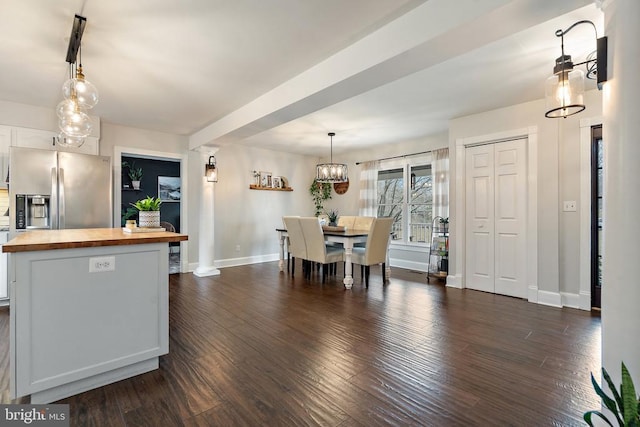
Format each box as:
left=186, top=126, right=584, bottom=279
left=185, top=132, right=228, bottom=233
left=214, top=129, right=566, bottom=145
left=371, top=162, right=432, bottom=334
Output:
left=0, top=262, right=601, bottom=426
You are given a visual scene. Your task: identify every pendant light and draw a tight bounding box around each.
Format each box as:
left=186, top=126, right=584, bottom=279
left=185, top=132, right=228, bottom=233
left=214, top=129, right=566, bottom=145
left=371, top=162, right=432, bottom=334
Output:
left=56, top=14, right=99, bottom=147
left=315, top=132, right=348, bottom=183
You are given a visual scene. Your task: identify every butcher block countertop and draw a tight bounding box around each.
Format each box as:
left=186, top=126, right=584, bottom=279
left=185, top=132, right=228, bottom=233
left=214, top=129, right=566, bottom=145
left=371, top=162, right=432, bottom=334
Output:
left=2, top=228, right=188, bottom=253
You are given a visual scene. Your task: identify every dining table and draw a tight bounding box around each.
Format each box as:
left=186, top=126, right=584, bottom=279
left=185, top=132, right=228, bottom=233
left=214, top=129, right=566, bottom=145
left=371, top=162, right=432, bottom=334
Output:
left=276, top=227, right=390, bottom=289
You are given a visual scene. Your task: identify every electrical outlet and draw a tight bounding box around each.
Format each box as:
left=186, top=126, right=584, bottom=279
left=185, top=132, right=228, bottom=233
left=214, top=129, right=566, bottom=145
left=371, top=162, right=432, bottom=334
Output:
left=89, top=256, right=115, bottom=273
left=563, top=201, right=577, bottom=212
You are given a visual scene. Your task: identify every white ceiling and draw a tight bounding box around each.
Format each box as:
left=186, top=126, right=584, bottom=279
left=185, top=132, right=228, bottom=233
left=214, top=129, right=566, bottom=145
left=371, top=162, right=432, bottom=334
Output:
left=0, top=0, right=603, bottom=156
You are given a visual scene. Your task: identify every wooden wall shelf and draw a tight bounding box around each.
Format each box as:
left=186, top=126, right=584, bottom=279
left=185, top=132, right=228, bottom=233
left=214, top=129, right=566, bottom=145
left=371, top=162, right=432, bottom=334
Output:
left=249, top=185, right=293, bottom=192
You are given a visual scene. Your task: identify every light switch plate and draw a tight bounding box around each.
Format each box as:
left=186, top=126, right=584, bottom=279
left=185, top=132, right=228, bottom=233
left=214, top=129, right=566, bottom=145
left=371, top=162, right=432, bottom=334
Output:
left=563, top=201, right=577, bottom=212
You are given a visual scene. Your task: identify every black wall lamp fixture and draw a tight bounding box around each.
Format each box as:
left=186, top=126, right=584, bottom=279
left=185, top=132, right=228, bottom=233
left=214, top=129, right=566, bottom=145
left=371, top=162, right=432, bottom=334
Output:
left=544, top=20, right=608, bottom=119
left=205, top=156, right=218, bottom=182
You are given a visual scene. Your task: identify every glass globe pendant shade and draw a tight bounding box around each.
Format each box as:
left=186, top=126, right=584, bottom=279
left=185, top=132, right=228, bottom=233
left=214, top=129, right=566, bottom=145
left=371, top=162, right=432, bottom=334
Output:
left=56, top=98, right=78, bottom=119
left=57, top=132, right=85, bottom=148
left=544, top=68, right=585, bottom=118
left=62, top=67, right=99, bottom=109
left=59, top=110, right=92, bottom=138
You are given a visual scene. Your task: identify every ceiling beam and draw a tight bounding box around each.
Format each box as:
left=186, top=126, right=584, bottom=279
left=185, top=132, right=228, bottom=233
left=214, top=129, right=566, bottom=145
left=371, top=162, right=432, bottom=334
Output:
left=189, top=0, right=592, bottom=150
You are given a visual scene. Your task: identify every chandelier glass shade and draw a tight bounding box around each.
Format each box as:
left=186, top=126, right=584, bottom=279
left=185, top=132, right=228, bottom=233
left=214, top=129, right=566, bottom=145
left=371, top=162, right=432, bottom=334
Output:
left=315, top=132, right=348, bottom=183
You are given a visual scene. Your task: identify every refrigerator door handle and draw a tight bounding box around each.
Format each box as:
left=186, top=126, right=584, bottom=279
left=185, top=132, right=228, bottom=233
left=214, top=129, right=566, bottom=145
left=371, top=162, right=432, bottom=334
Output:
left=59, top=168, right=65, bottom=229
left=50, top=167, right=58, bottom=229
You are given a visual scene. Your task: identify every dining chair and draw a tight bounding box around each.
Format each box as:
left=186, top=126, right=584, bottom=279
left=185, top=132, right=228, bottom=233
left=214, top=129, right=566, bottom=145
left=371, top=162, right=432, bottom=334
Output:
left=337, top=216, right=357, bottom=229
left=283, top=216, right=308, bottom=277
left=350, top=217, right=393, bottom=287
left=299, top=217, right=345, bottom=282
left=353, top=216, right=374, bottom=231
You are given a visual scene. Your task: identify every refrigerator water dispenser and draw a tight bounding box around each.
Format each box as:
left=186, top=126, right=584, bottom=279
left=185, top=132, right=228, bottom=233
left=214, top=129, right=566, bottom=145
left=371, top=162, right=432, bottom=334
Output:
left=15, top=194, right=50, bottom=230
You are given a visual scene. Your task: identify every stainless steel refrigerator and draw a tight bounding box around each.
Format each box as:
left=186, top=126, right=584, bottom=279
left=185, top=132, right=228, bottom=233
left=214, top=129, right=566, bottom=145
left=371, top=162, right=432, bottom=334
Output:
left=8, top=146, right=112, bottom=237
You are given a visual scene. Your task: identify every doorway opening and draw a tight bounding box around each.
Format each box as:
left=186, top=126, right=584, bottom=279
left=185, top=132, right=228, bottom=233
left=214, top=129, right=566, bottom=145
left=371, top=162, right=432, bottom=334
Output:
left=591, top=125, right=602, bottom=309
left=114, top=146, right=188, bottom=274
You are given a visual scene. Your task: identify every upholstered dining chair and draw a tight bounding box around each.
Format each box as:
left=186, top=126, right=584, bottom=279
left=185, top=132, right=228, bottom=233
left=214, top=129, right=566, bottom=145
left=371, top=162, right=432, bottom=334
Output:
left=283, top=216, right=307, bottom=277
left=299, top=217, right=345, bottom=282
left=337, top=216, right=357, bottom=229
left=353, top=216, right=374, bottom=231
left=351, top=217, right=393, bottom=287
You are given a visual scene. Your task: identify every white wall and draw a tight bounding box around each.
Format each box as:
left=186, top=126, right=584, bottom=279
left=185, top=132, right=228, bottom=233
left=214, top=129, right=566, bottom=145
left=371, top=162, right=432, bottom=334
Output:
left=449, top=89, right=602, bottom=304
left=207, top=144, right=319, bottom=267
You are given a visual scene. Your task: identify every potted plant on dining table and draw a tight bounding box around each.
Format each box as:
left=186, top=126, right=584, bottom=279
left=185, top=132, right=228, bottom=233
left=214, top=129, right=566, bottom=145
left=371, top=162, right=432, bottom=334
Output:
left=325, top=209, right=339, bottom=226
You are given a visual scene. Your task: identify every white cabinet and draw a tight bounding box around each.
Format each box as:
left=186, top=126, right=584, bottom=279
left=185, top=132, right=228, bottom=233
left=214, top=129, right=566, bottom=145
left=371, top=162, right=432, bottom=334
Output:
left=12, top=127, right=57, bottom=150
left=0, top=126, right=11, bottom=188
left=12, top=127, right=99, bottom=155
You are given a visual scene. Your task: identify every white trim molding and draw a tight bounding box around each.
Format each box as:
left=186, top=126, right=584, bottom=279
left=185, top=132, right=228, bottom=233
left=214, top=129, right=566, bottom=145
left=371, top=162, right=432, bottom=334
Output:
left=579, top=116, right=602, bottom=311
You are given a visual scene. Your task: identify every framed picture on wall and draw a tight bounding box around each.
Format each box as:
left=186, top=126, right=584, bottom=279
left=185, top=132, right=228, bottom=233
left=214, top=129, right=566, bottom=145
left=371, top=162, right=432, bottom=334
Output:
left=259, top=171, right=272, bottom=188
left=272, top=176, right=282, bottom=189
left=158, top=176, right=181, bottom=202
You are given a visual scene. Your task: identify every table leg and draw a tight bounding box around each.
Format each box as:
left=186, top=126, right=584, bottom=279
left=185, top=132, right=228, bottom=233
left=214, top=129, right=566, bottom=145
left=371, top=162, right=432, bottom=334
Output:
left=278, top=232, right=286, bottom=272
left=343, top=247, right=354, bottom=289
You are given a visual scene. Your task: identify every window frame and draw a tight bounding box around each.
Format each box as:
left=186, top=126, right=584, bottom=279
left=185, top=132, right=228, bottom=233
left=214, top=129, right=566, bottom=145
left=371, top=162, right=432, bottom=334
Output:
left=376, top=154, right=432, bottom=247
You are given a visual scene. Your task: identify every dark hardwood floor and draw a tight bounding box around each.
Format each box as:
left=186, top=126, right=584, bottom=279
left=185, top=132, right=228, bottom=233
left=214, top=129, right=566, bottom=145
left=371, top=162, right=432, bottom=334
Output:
left=0, top=262, right=601, bottom=426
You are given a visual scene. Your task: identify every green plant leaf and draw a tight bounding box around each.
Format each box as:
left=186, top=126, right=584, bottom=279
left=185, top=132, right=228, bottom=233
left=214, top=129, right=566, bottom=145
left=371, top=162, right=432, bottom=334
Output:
left=622, top=363, right=639, bottom=425
left=591, top=371, right=624, bottom=426
left=583, top=410, right=616, bottom=427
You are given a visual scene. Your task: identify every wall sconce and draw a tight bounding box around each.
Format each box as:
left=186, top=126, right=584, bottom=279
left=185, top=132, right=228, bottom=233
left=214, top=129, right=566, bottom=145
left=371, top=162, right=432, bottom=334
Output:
left=205, top=156, right=218, bottom=182
left=545, top=20, right=607, bottom=119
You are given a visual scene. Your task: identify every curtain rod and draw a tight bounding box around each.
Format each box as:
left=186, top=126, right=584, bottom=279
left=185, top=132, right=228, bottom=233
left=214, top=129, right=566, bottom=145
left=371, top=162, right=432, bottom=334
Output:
left=355, top=150, right=432, bottom=166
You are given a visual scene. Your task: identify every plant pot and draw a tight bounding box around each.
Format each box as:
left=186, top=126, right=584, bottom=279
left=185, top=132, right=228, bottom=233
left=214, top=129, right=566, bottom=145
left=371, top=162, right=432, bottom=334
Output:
left=138, top=211, right=160, bottom=228
left=132, top=180, right=141, bottom=190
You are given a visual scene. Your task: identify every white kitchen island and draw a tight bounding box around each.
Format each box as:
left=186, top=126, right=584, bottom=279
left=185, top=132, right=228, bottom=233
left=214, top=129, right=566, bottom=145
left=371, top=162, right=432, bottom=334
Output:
left=2, top=228, right=187, bottom=404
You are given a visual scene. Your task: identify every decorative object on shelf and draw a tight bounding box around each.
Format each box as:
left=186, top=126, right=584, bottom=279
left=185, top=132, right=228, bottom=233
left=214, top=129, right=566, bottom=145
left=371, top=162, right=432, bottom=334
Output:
left=122, top=161, right=143, bottom=190
left=205, top=156, right=218, bottom=182
left=325, top=209, right=339, bottom=226
left=131, top=196, right=162, bottom=228
left=309, top=179, right=332, bottom=216
left=252, top=170, right=260, bottom=186
left=55, top=15, right=99, bottom=148
left=316, top=132, right=348, bottom=183
left=272, top=176, right=282, bottom=189
left=544, top=20, right=607, bottom=119
left=333, top=179, right=349, bottom=195
left=259, top=171, right=272, bottom=188
left=427, top=216, right=449, bottom=283
left=158, top=176, right=181, bottom=202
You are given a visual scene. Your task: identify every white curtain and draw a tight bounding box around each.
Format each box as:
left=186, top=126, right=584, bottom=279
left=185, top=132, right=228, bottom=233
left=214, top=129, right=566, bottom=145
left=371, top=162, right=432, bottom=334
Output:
left=358, top=161, right=378, bottom=216
left=433, top=148, right=449, bottom=219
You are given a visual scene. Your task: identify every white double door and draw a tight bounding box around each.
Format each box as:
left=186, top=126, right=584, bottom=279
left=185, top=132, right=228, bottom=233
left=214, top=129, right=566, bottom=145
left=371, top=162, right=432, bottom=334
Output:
left=465, top=139, right=527, bottom=298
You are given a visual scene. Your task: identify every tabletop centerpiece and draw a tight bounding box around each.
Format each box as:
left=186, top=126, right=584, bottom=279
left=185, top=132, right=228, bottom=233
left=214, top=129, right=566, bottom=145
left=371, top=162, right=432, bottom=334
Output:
left=131, top=196, right=162, bottom=228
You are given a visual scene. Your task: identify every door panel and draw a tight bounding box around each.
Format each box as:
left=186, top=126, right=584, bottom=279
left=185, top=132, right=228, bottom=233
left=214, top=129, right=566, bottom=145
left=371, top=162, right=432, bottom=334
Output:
left=465, top=139, right=526, bottom=298
left=465, top=144, right=494, bottom=293
left=494, top=140, right=526, bottom=298
left=58, top=152, right=112, bottom=229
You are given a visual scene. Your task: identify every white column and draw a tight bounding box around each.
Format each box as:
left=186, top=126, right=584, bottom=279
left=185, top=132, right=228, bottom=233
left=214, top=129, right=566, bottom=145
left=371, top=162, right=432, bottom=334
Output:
left=601, top=0, right=640, bottom=384
left=194, top=148, right=221, bottom=277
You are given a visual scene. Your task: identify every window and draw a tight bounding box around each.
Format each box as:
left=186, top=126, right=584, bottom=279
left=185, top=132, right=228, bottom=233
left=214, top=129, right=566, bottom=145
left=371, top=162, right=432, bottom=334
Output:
left=377, top=161, right=432, bottom=245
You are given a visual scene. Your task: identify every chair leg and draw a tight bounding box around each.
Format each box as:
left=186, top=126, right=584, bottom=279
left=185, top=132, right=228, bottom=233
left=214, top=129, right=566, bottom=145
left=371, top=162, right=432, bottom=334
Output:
left=287, top=252, right=290, bottom=272
left=381, top=262, right=386, bottom=282
left=291, top=257, right=295, bottom=276
left=322, top=264, right=327, bottom=283
left=365, top=265, right=370, bottom=288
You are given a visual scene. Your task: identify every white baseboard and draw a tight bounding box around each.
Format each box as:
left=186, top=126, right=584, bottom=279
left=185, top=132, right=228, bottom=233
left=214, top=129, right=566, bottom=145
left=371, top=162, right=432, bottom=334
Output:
left=446, top=274, right=463, bottom=289
left=536, top=290, right=562, bottom=308
left=388, top=258, right=428, bottom=272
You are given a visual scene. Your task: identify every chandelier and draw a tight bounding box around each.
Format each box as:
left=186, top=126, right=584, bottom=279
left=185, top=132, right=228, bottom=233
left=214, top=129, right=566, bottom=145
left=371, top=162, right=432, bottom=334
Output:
left=56, top=15, right=99, bottom=147
left=315, top=132, right=348, bottom=183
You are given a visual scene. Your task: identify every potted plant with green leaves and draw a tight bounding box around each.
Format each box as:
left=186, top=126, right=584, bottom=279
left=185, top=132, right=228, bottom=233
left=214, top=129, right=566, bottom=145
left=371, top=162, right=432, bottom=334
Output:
left=123, top=161, right=143, bottom=190
left=131, top=196, right=162, bottom=228
left=584, top=362, right=640, bottom=426
left=325, top=209, right=339, bottom=226
left=309, top=179, right=332, bottom=216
